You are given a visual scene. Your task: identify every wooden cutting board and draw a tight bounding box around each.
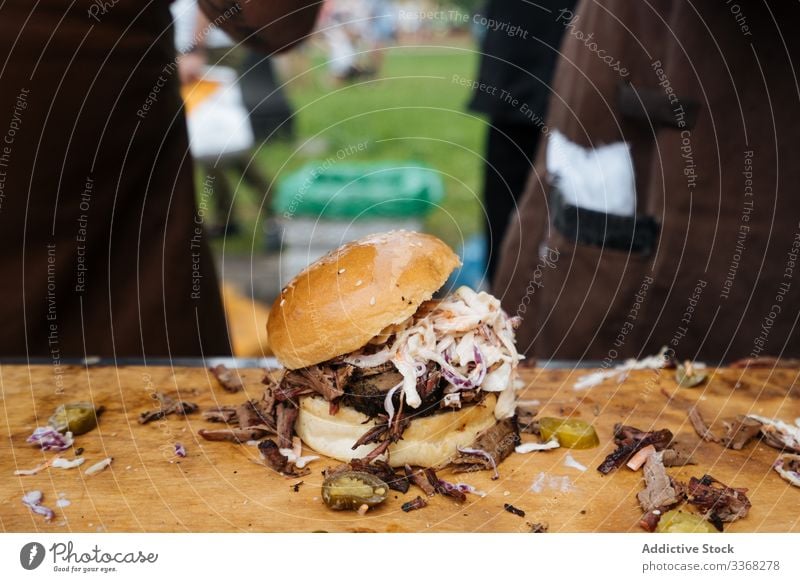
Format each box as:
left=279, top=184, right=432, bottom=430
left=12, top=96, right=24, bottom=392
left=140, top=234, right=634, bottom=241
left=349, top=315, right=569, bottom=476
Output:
left=1, top=364, right=798, bottom=533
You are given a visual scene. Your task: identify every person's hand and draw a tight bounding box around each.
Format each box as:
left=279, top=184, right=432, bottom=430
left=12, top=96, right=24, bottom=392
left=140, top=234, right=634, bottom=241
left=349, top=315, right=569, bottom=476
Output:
left=178, top=51, right=206, bottom=85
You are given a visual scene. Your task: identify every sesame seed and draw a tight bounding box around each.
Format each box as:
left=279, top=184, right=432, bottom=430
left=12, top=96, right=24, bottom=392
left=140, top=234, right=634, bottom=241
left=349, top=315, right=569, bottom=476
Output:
left=355, top=280, right=363, bottom=287
left=338, top=268, right=345, bottom=274
left=370, top=296, right=376, bottom=306
left=280, top=299, right=285, bottom=306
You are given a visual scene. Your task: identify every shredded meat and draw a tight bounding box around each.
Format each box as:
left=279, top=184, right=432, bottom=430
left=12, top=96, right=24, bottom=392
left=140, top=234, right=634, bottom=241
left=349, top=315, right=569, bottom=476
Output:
left=597, top=424, right=673, bottom=475
left=721, top=415, right=762, bottom=450
left=352, top=418, right=391, bottom=449
left=198, top=426, right=272, bottom=443
left=275, top=403, right=298, bottom=449
left=260, top=375, right=278, bottom=411
left=424, top=467, right=467, bottom=502
left=404, top=465, right=436, bottom=496
left=209, top=364, right=245, bottom=393
left=687, top=474, right=751, bottom=528
left=639, top=510, right=663, bottom=532
left=280, top=366, right=349, bottom=402
left=637, top=452, right=684, bottom=513
left=234, top=401, right=265, bottom=430
left=351, top=391, right=410, bottom=463
left=417, top=362, right=443, bottom=402
left=451, top=417, right=520, bottom=474
left=515, top=403, right=539, bottom=434
left=660, top=440, right=696, bottom=467
left=344, top=369, right=403, bottom=416
left=139, top=393, right=198, bottom=424
left=402, top=496, right=428, bottom=512
left=202, top=406, right=238, bottom=423
left=688, top=407, right=720, bottom=442
left=257, top=439, right=310, bottom=478
left=503, top=503, right=525, bottom=517
left=198, top=396, right=278, bottom=444
left=754, top=420, right=800, bottom=454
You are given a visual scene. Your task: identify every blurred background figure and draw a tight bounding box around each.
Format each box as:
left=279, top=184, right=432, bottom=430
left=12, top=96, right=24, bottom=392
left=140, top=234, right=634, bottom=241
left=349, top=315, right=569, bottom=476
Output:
left=362, top=0, right=399, bottom=75
left=495, top=1, right=800, bottom=362
left=0, top=0, right=319, bottom=358
left=469, top=0, right=576, bottom=284
left=319, top=0, right=366, bottom=83
left=172, top=0, right=295, bottom=246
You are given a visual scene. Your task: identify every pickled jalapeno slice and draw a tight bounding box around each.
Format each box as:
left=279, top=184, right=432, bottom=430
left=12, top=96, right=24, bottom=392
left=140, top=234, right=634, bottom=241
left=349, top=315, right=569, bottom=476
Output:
left=322, top=471, right=388, bottom=511
left=538, top=417, right=599, bottom=449
left=48, top=403, right=99, bottom=435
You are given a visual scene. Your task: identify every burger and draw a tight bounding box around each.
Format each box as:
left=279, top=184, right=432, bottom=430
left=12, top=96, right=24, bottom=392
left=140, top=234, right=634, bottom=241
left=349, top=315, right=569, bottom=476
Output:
left=267, top=230, right=522, bottom=470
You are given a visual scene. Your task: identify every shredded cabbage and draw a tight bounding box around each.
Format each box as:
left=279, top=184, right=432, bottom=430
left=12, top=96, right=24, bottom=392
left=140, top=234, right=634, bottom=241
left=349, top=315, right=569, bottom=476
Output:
left=345, top=286, right=522, bottom=418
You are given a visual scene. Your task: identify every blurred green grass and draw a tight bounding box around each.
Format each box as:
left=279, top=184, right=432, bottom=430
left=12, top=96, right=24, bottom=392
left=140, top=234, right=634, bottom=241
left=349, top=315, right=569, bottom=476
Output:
left=207, top=43, right=486, bottom=254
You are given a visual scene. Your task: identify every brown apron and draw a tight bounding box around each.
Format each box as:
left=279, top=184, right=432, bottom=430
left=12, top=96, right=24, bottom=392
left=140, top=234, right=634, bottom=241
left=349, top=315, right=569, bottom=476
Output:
left=0, top=1, right=231, bottom=357
left=496, top=0, right=800, bottom=363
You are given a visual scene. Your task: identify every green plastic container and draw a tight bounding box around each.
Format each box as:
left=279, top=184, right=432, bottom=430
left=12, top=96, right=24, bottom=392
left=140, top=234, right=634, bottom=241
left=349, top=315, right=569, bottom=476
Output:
left=274, top=161, right=444, bottom=219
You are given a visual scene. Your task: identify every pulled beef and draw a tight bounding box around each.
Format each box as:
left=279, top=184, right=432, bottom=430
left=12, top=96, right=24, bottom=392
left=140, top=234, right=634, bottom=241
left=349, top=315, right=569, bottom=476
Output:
left=345, top=367, right=403, bottom=416
left=260, top=375, right=278, bottom=411
left=597, top=424, right=673, bottom=475
left=515, top=403, right=539, bottom=434
left=425, top=467, right=467, bottom=502
left=139, top=393, right=198, bottom=424
left=637, top=452, right=684, bottom=513
left=345, top=362, right=444, bottom=418
left=404, top=465, right=436, bottom=496
left=754, top=420, right=800, bottom=454
left=275, top=403, right=298, bottom=449
left=279, top=365, right=351, bottom=403
left=352, top=403, right=410, bottom=464
left=236, top=401, right=269, bottom=431
left=352, top=417, right=392, bottom=449
left=687, top=474, right=751, bottom=527
left=202, top=406, right=238, bottom=424
left=209, top=364, right=244, bottom=393
left=402, top=496, right=428, bottom=512
left=257, top=439, right=310, bottom=478
left=688, top=407, right=720, bottom=443
left=528, top=522, right=548, bottom=533
left=660, top=440, right=696, bottom=467
left=504, top=503, right=525, bottom=517
left=198, top=398, right=277, bottom=443
left=721, top=415, right=762, bottom=450
left=198, top=426, right=272, bottom=443
left=639, top=510, right=663, bottom=532
left=451, top=417, right=520, bottom=475
left=417, top=363, right=444, bottom=405
left=401, top=465, right=468, bottom=501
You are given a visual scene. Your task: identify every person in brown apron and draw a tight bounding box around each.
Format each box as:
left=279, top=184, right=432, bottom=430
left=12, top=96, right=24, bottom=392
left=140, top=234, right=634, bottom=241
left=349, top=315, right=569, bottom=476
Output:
left=0, top=1, right=318, bottom=358
left=495, top=0, right=800, bottom=364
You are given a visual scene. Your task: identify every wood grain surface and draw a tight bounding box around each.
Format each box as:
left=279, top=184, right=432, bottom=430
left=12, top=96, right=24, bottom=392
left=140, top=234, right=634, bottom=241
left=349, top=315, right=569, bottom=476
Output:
left=1, top=364, right=798, bottom=533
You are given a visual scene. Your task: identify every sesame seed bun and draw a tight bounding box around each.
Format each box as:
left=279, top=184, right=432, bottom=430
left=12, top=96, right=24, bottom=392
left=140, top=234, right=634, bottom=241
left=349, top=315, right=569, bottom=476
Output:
left=267, top=231, right=461, bottom=370
left=295, top=393, right=498, bottom=467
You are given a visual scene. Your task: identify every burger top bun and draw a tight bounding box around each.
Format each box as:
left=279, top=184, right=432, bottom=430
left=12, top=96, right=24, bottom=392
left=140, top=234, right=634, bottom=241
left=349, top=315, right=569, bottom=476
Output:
left=268, top=231, right=461, bottom=370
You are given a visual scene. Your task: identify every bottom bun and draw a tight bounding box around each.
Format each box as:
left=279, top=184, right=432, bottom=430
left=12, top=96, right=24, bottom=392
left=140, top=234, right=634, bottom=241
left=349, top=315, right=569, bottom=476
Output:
left=295, top=393, right=498, bottom=467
